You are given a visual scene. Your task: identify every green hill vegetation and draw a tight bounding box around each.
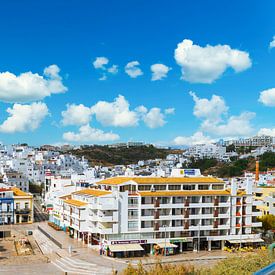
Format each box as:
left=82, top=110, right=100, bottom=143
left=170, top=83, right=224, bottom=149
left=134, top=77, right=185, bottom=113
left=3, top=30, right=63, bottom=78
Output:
left=123, top=251, right=274, bottom=275
left=187, top=152, right=275, bottom=177
left=69, top=145, right=182, bottom=166
left=69, top=144, right=275, bottom=177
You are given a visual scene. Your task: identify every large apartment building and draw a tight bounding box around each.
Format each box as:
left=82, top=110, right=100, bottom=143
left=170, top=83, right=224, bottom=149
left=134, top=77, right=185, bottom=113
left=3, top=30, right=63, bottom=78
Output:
left=50, top=170, right=263, bottom=257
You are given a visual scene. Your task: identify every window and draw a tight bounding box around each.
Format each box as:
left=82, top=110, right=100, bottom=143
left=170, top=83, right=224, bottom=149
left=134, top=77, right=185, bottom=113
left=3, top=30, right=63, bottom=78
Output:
left=128, top=197, right=138, bottom=207
left=173, top=197, right=184, bottom=204
left=128, top=221, right=138, bottom=231
left=212, top=184, right=224, bottom=190
left=168, top=185, right=181, bottom=190
left=160, top=197, right=170, bottom=204
left=154, top=185, right=166, bottom=191
left=128, top=210, right=139, bottom=219
left=138, top=185, right=151, bottom=191
left=202, top=196, right=213, bottom=203
left=182, top=185, right=195, bottom=190
left=198, top=185, right=209, bottom=190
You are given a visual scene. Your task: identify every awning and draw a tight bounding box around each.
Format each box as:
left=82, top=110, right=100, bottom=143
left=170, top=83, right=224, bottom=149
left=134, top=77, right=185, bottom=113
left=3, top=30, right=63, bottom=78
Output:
left=228, top=238, right=264, bottom=244
left=108, top=243, right=144, bottom=252
left=157, top=243, right=178, bottom=248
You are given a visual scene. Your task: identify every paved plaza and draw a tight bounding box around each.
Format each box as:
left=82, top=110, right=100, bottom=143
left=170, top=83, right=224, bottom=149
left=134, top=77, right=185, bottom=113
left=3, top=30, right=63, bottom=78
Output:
left=0, top=221, right=229, bottom=274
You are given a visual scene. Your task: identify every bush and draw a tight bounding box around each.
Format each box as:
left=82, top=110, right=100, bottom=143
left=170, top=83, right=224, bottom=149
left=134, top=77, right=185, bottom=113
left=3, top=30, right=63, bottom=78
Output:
left=122, top=251, right=274, bottom=275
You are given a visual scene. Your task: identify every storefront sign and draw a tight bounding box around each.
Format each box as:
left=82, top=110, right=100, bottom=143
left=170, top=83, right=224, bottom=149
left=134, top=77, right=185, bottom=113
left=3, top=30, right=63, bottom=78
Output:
left=170, top=237, right=193, bottom=243
left=111, top=240, right=147, bottom=245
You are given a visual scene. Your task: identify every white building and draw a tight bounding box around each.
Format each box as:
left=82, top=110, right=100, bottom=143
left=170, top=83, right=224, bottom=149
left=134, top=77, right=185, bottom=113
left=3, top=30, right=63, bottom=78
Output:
left=50, top=172, right=263, bottom=256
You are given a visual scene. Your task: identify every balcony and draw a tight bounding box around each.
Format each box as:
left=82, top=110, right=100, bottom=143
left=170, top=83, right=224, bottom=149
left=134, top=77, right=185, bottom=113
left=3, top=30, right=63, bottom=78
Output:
left=184, top=200, right=190, bottom=207
left=15, top=208, right=31, bottom=214
left=214, top=210, right=219, bottom=217
left=99, top=212, right=119, bottom=222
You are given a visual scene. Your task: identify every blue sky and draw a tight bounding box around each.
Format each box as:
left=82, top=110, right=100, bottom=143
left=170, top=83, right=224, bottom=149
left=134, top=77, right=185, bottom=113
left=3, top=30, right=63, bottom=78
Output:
left=0, top=0, right=274, bottom=146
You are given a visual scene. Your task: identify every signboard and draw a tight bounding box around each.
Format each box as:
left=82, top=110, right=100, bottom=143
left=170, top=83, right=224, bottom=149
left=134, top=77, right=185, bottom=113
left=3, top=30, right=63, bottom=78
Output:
left=111, top=240, right=147, bottom=245
left=183, top=169, right=196, bottom=176
left=170, top=237, right=193, bottom=243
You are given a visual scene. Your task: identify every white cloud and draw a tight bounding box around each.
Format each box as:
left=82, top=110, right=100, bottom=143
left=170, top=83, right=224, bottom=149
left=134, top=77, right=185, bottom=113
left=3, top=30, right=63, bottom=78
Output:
left=108, top=65, right=119, bottom=74
left=173, top=131, right=213, bottom=146
left=151, top=63, right=171, bottom=81
left=174, top=39, right=252, bottom=83
left=190, top=91, right=228, bottom=123
left=258, top=88, right=275, bottom=106
left=125, top=61, right=143, bottom=78
left=93, top=57, right=109, bottom=69
left=90, top=95, right=139, bottom=127
left=164, top=108, right=175, bottom=115
left=63, top=124, right=119, bottom=143
left=258, top=127, right=275, bottom=136
left=143, top=108, right=166, bottom=129
left=0, top=102, right=48, bottom=133
left=0, top=64, right=67, bottom=103
left=99, top=74, right=107, bottom=81
left=61, top=104, right=92, bottom=126
left=201, top=112, right=255, bottom=137
left=135, top=105, right=148, bottom=114
left=269, top=36, right=275, bottom=49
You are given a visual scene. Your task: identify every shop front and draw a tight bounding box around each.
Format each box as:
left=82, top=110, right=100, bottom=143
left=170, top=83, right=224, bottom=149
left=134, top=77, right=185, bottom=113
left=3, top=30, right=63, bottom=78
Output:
left=106, top=243, right=144, bottom=258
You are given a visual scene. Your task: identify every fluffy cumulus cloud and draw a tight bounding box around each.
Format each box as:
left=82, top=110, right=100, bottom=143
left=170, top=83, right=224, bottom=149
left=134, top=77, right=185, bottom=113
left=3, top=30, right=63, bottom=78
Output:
left=151, top=63, right=171, bottom=81
left=258, top=88, right=275, bottom=106
left=93, top=57, right=118, bottom=80
left=93, top=57, right=109, bottom=69
left=125, top=61, right=143, bottom=78
left=61, top=104, right=92, bottom=126
left=90, top=95, right=139, bottom=127
left=201, top=112, right=255, bottom=137
left=173, top=131, right=213, bottom=146
left=0, top=102, right=48, bottom=133
left=0, top=64, right=67, bottom=103
left=269, top=36, right=275, bottom=49
left=258, top=127, right=275, bottom=136
left=190, top=91, right=228, bottom=123
left=189, top=92, right=254, bottom=137
left=174, top=39, right=252, bottom=83
left=63, top=124, right=119, bottom=143
left=142, top=108, right=166, bottom=128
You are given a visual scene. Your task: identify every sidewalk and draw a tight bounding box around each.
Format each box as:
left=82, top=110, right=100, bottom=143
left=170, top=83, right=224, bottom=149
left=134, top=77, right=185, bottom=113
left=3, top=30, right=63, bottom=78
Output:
left=38, top=222, right=87, bottom=249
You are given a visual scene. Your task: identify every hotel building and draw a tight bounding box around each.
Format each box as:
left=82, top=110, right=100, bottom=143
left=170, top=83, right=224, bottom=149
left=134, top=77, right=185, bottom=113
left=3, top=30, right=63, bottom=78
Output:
left=51, top=170, right=263, bottom=256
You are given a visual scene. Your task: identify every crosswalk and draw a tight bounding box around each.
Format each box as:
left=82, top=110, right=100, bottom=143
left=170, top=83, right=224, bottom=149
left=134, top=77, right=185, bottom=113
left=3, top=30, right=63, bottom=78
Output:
left=51, top=256, right=113, bottom=274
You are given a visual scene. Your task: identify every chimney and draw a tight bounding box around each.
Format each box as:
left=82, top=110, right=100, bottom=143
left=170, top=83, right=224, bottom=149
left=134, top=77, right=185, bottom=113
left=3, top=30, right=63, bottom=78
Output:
left=255, top=160, right=259, bottom=181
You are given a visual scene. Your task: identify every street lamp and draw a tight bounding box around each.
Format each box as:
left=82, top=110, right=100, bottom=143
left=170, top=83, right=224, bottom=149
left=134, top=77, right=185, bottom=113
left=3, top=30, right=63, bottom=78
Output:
left=163, top=225, right=167, bottom=256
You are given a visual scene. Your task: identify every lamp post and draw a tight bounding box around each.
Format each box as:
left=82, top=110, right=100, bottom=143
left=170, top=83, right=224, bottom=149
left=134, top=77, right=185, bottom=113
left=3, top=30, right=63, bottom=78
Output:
left=197, top=221, right=201, bottom=253
left=164, top=225, right=167, bottom=256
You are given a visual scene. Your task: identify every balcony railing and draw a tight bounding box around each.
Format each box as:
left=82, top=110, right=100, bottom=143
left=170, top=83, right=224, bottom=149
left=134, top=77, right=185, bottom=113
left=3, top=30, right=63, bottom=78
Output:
left=15, top=208, right=31, bottom=214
